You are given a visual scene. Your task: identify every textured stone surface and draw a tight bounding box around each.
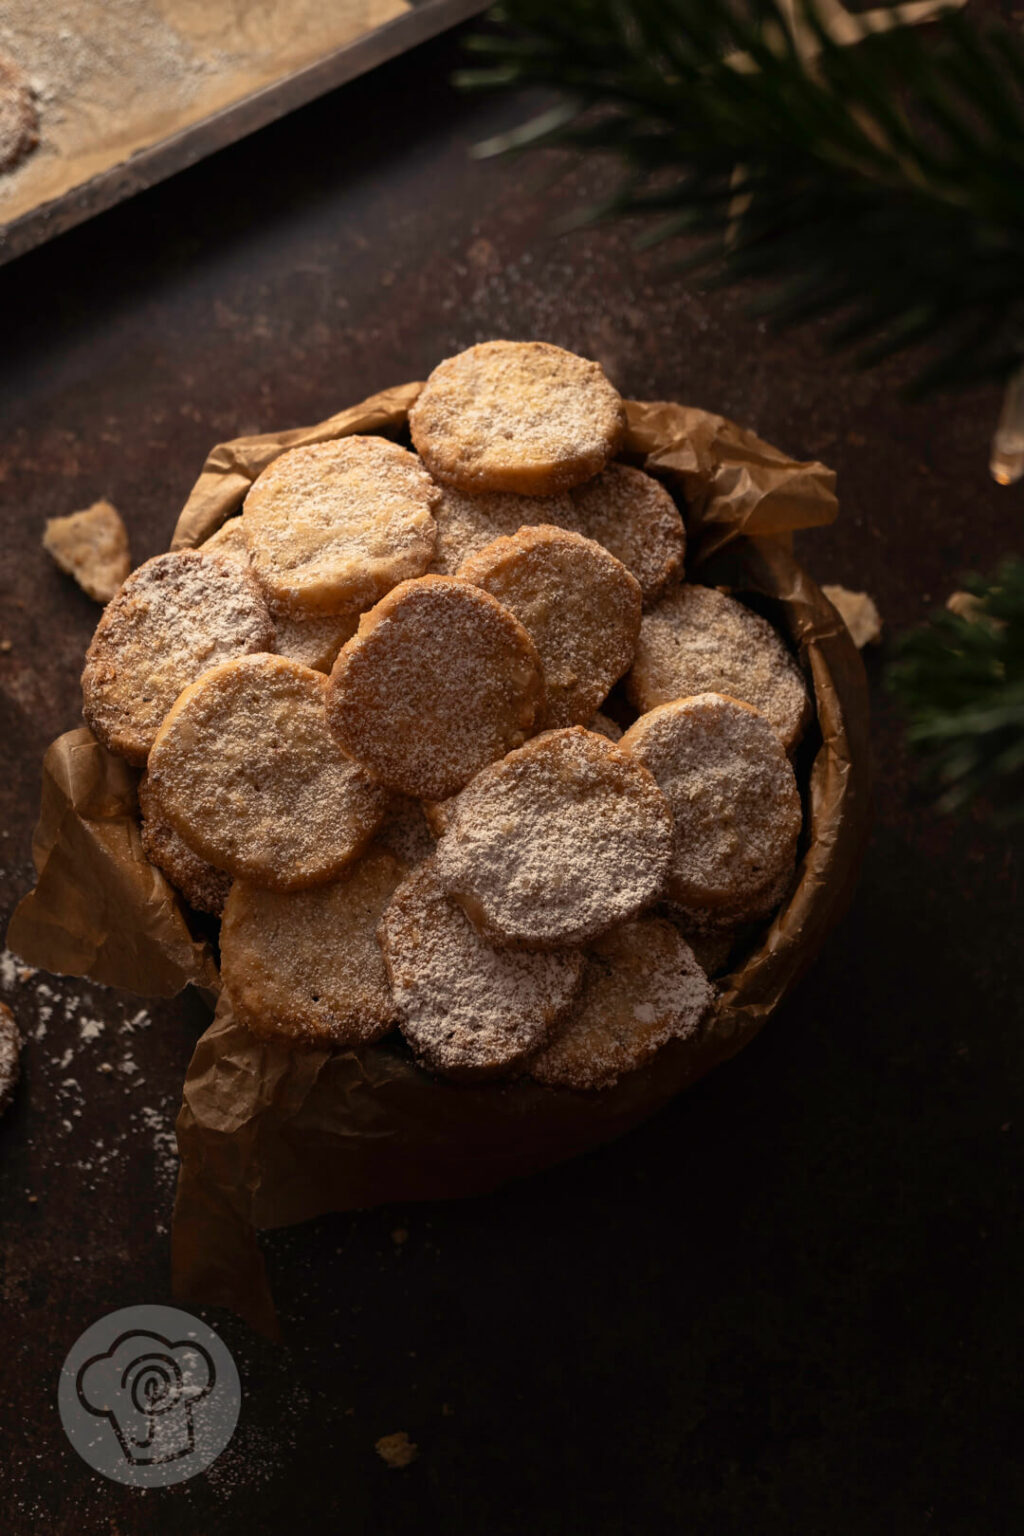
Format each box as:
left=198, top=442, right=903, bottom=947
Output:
left=0, top=25, right=1020, bottom=1535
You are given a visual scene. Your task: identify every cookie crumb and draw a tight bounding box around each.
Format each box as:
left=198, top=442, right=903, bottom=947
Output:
left=375, top=1431, right=418, bottom=1468
left=822, top=584, right=882, bottom=648
left=43, top=499, right=131, bottom=604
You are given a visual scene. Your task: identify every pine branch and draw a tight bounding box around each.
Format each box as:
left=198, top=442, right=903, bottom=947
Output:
left=887, top=560, right=1024, bottom=821
left=458, top=0, right=1024, bottom=392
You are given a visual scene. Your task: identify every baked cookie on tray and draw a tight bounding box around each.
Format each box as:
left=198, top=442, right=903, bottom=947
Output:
left=621, top=693, right=801, bottom=928
left=242, top=436, right=440, bottom=619
left=221, top=849, right=406, bottom=1047
left=327, top=575, right=546, bottom=801
left=379, top=860, right=585, bottom=1081
left=531, top=915, right=713, bottom=1091
left=81, top=550, right=275, bottom=765
left=147, top=653, right=388, bottom=890
left=457, top=525, right=642, bottom=730
left=409, top=340, right=626, bottom=494
left=434, top=726, right=673, bottom=950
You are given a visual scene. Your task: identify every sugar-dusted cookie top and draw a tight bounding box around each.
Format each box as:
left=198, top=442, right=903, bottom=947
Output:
left=137, top=771, right=231, bottom=918
left=621, top=693, right=801, bottom=923
left=379, top=860, right=584, bottom=1080
left=148, top=653, right=388, bottom=890
left=242, top=435, right=440, bottom=619
left=428, top=484, right=574, bottom=575
left=565, top=463, right=686, bottom=605
left=531, top=915, right=712, bottom=1091
left=220, top=850, right=406, bottom=1047
left=457, top=525, right=642, bottom=730
left=627, top=584, right=811, bottom=751
left=409, top=341, right=625, bottom=495
left=434, top=726, right=673, bottom=950
left=326, top=575, right=546, bottom=801
left=81, top=550, right=275, bottom=766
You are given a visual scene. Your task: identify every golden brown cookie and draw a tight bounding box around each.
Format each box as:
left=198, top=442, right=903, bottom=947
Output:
left=326, top=575, right=546, bottom=800
left=627, top=584, right=811, bottom=752
left=137, top=772, right=231, bottom=917
left=457, top=525, right=642, bottom=730
left=434, top=727, right=673, bottom=950
left=201, top=519, right=357, bottom=672
left=530, top=915, right=713, bottom=1090
left=620, top=694, right=801, bottom=925
left=242, top=435, right=440, bottom=619
left=565, top=463, right=686, bottom=605
left=378, top=860, right=585, bottom=1080
left=588, top=711, right=623, bottom=743
left=148, top=653, right=388, bottom=890
left=220, top=849, right=405, bottom=1046
left=0, top=53, right=38, bottom=174
left=42, top=499, right=131, bottom=604
left=81, top=550, right=275, bottom=766
left=409, top=340, right=626, bottom=495
left=428, top=484, right=574, bottom=575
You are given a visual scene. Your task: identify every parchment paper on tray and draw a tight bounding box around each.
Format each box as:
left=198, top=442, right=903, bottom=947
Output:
left=7, top=385, right=868, bottom=1339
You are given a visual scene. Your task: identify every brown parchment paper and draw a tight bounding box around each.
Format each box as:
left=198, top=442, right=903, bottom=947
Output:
left=7, top=384, right=866, bottom=1338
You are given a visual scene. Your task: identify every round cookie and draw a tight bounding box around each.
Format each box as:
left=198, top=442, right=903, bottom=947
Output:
left=221, top=849, right=405, bottom=1047
left=0, top=1002, right=21, bottom=1118
left=428, top=485, right=574, bottom=575
left=148, top=653, right=389, bottom=891
left=201, top=518, right=357, bottom=672
left=627, top=584, right=811, bottom=752
left=327, top=576, right=546, bottom=801
left=434, top=727, right=674, bottom=950
left=620, top=694, right=802, bottom=924
left=409, top=340, right=626, bottom=495
left=0, top=53, right=38, bottom=174
left=137, top=772, right=231, bottom=917
left=531, top=916, right=713, bottom=1091
left=457, top=525, right=642, bottom=730
left=565, top=463, right=686, bottom=605
left=81, top=550, right=275, bottom=766
left=242, top=435, right=440, bottom=619
left=379, top=860, right=585, bottom=1081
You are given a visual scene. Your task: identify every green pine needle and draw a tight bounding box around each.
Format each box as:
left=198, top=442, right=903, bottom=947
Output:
left=887, top=560, right=1024, bottom=821
left=458, top=0, right=1024, bottom=393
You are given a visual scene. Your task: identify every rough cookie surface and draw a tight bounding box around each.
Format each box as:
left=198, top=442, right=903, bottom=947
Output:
left=81, top=550, right=275, bottom=765
left=409, top=340, right=625, bottom=494
left=531, top=916, right=713, bottom=1090
left=201, top=518, right=356, bottom=671
left=457, top=525, right=642, bottom=730
left=379, top=860, right=585, bottom=1080
left=243, top=435, right=440, bottom=619
left=565, top=463, right=686, bottom=605
left=137, top=772, right=231, bottom=917
left=435, top=727, right=674, bottom=949
left=43, top=499, right=131, bottom=604
left=148, top=653, right=389, bottom=890
left=221, top=849, right=405, bottom=1046
left=621, top=694, right=801, bottom=922
left=327, top=575, right=546, bottom=801
left=428, top=485, right=574, bottom=575
left=628, top=584, right=811, bottom=751
left=0, top=54, right=38, bottom=174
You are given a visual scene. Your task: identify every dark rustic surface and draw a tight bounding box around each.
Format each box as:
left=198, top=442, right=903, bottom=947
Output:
left=0, top=25, right=1020, bottom=1536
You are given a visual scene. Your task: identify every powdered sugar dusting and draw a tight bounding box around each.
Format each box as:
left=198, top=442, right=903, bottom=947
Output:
left=435, top=727, right=674, bottom=948
left=532, top=915, right=713, bottom=1090
left=380, top=861, right=584, bottom=1079
left=428, top=484, right=574, bottom=575
left=566, top=463, right=686, bottom=604
left=628, top=584, right=810, bottom=751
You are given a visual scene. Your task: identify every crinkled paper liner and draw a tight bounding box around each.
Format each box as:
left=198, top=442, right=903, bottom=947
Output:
left=8, top=385, right=868, bottom=1337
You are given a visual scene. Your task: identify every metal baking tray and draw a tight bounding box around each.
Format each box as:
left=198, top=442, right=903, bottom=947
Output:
left=0, top=0, right=487, bottom=267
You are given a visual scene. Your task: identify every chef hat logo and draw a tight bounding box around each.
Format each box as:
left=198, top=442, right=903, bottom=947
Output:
left=76, top=1330, right=215, bottom=1467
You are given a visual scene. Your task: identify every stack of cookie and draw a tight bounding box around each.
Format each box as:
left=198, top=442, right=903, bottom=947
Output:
left=79, top=341, right=810, bottom=1091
